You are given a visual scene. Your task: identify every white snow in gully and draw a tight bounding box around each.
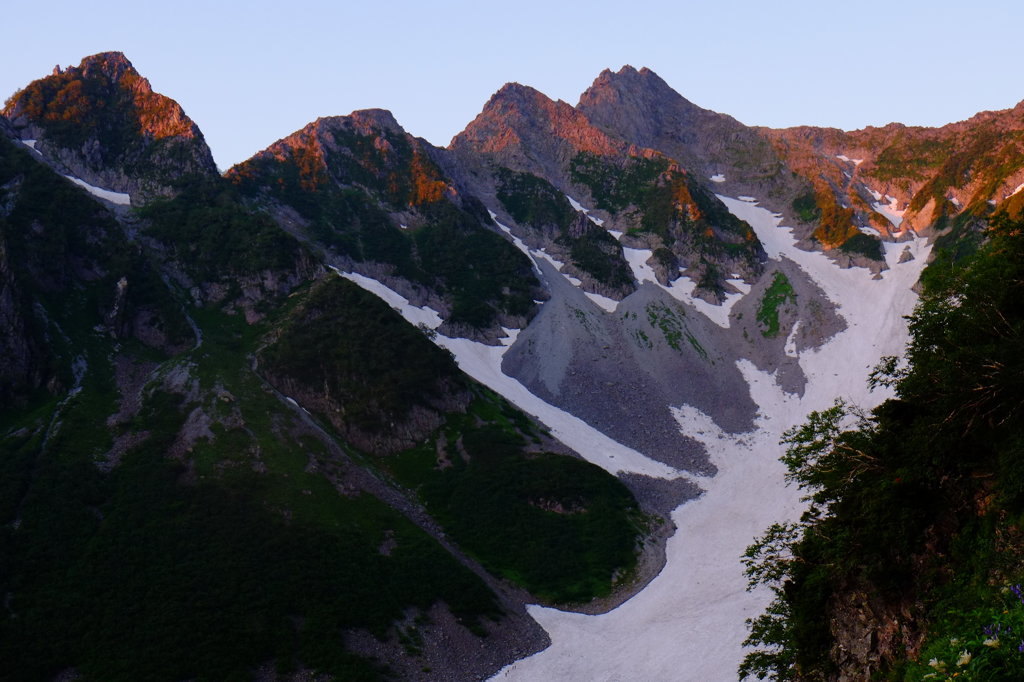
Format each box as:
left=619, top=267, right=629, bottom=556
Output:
left=63, top=176, right=132, bottom=205
left=494, top=196, right=930, bottom=682
left=17, top=140, right=131, bottom=205
left=327, top=266, right=678, bottom=481
left=621, top=246, right=749, bottom=328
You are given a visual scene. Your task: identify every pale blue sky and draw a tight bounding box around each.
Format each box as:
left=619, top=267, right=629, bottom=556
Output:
left=4, top=0, right=1021, bottom=169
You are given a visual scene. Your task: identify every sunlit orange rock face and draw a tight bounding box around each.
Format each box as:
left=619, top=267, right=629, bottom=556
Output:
left=760, top=100, right=1024, bottom=236
left=409, top=149, right=447, bottom=205
left=452, top=82, right=625, bottom=160
left=2, top=52, right=217, bottom=200
left=5, top=52, right=203, bottom=143
left=670, top=177, right=702, bottom=222
left=229, top=109, right=455, bottom=210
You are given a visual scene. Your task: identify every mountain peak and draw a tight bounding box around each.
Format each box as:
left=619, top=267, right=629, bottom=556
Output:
left=483, top=82, right=557, bottom=112
left=452, top=80, right=622, bottom=161
left=3, top=51, right=218, bottom=201
left=581, top=65, right=678, bottom=108
left=76, top=51, right=137, bottom=81
left=345, top=108, right=404, bottom=136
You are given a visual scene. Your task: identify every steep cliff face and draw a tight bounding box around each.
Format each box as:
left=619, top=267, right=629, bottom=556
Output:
left=2, top=52, right=219, bottom=203
left=0, top=135, right=191, bottom=407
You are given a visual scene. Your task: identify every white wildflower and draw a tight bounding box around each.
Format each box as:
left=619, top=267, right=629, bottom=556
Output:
left=983, top=636, right=1000, bottom=648
left=957, top=649, right=972, bottom=666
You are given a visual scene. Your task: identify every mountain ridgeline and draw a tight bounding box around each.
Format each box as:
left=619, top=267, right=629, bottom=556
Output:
left=2, top=52, right=1023, bottom=681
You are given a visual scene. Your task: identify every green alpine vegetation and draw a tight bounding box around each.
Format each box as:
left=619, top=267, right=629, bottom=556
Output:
left=139, top=179, right=308, bottom=283
left=741, top=213, right=1024, bottom=681
left=229, top=120, right=542, bottom=330
left=496, top=167, right=634, bottom=292
left=839, top=231, right=884, bottom=261
left=569, top=151, right=764, bottom=295
left=756, top=272, right=796, bottom=338
left=0, top=123, right=649, bottom=680
left=261, top=277, right=650, bottom=603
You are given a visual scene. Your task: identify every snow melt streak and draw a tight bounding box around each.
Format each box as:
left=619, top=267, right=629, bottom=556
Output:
left=328, top=266, right=677, bottom=481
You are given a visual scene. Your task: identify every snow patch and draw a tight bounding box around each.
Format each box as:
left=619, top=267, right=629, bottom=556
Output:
left=836, top=154, right=864, bottom=165
left=871, top=194, right=905, bottom=230
left=584, top=292, right=619, bottom=313
left=434, top=334, right=679, bottom=480
left=565, top=194, right=605, bottom=226
left=709, top=173, right=726, bottom=183
left=64, top=176, right=131, bottom=205
left=329, top=267, right=443, bottom=329
left=284, top=395, right=311, bottom=415
left=622, top=247, right=747, bottom=328
left=499, top=327, right=520, bottom=347
left=1009, top=183, right=1024, bottom=199
left=20, top=139, right=38, bottom=151
left=859, top=226, right=881, bottom=237
left=784, top=320, right=801, bottom=358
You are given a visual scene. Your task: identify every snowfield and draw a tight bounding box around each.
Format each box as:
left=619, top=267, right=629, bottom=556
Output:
left=494, top=196, right=930, bottom=681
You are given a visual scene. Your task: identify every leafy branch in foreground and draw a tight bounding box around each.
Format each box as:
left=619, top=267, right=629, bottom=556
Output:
left=740, top=400, right=866, bottom=681
left=740, top=213, right=1024, bottom=680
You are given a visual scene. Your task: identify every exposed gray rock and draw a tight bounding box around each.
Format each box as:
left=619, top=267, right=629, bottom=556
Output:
left=731, top=257, right=847, bottom=397
left=504, top=260, right=760, bottom=475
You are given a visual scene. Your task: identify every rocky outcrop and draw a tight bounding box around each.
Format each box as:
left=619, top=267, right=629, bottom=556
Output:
left=827, top=585, right=925, bottom=682
left=3, top=52, right=219, bottom=204
left=502, top=258, right=761, bottom=475
left=451, top=82, right=629, bottom=188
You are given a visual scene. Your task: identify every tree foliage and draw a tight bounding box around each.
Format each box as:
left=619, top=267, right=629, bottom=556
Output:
left=741, top=213, right=1024, bottom=679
